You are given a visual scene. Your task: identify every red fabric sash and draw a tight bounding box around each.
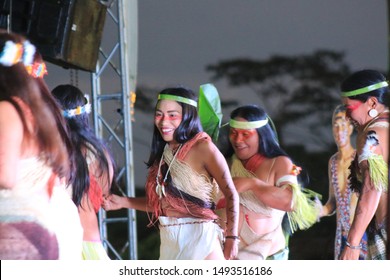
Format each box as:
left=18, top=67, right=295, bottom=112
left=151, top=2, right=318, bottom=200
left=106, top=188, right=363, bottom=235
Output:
left=145, top=132, right=217, bottom=224
left=88, top=175, right=103, bottom=213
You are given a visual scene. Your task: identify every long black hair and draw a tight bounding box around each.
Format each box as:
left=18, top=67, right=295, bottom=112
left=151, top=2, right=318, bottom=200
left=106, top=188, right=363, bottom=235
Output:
left=341, top=70, right=389, bottom=194
left=341, top=69, right=388, bottom=105
left=52, top=84, right=116, bottom=207
left=224, top=105, right=302, bottom=237
left=224, top=104, right=288, bottom=159
left=146, top=86, right=203, bottom=168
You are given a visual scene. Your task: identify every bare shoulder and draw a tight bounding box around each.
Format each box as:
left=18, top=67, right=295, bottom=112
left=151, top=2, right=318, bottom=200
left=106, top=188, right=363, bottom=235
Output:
left=0, top=101, right=24, bottom=171
left=370, top=125, right=389, bottom=142
left=0, top=101, right=23, bottom=131
left=364, top=126, right=389, bottom=158
left=0, top=100, right=18, bottom=115
left=192, top=137, right=216, bottom=153
left=359, top=126, right=388, bottom=149
left=180, top=137, right=221, bottom=179
left=252, top=155, right=291, bottom=173
left=253, top=155, right=293, bottom=181
left=273, top=155, right=293, bottom=170
left=330, top=151, right=338, bottom=159
left=186, top=137, right=224, bottom=169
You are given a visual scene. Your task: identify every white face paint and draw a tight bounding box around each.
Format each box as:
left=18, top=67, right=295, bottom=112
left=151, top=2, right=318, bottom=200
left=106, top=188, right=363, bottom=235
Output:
left=336, top=128, right=349, bottom=146
left=332, top=111, right=352, bottom=148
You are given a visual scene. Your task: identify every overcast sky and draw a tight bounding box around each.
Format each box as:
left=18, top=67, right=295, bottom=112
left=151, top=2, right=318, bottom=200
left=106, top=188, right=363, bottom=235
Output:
left=46, top=0, right=388, bottom=93
left=136, top=0, right=387, bottom=95
left=44, top=0, right=388, bottom=186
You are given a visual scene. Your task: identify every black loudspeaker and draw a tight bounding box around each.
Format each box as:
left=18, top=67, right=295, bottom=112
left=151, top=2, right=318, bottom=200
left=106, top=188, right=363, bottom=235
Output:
left=0, top=0, right=107, bottom=72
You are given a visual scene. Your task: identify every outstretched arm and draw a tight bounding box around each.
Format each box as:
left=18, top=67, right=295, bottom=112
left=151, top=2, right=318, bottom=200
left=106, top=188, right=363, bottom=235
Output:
left=319, top=158, right=336, bottom=217
left=102, top=195, right=151, bottom=212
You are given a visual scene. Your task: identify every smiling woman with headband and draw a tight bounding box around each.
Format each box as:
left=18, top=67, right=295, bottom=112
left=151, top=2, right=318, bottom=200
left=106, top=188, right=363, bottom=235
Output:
left=339, top=69, right=389, bottom=260
left=103, top=86, right=239, bottom=260
left=217, top=104, right=320, bottom=260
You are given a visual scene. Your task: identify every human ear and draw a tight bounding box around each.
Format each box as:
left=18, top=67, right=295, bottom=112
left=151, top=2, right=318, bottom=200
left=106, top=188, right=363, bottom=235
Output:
left=367, top=97, right=378, bottom=108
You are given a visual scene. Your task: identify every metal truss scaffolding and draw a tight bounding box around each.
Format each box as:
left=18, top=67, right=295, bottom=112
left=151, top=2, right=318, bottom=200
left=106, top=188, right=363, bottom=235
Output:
left=91, top=0, right=138, bottom=260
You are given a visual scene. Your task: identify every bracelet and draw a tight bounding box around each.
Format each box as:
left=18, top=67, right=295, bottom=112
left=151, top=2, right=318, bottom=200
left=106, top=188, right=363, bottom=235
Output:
left=225, top=235, right=240, bottom=242
left=345, top=241, right=362, bottom=250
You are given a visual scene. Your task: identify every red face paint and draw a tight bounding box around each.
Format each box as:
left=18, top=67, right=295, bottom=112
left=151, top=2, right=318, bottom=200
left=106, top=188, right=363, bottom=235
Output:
left=344, top=101, right=362, bottom=112
left=229, top=128, right=256, bottom=142
left=154, top=113, right=181, bottom=121
left=343, top=101, right=363, bottom=121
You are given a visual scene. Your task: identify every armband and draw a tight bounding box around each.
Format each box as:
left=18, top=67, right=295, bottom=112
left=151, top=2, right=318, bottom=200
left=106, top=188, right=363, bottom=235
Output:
left=225, top=235, right=240, bottom=242
left=276, top=175, right=297, bottom=187
left=358, top=131, right=388, bottom=192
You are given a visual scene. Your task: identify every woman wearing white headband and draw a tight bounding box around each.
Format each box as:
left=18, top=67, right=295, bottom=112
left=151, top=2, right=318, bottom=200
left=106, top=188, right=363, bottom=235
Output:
left=339, top=69, right=388, bottom=260
left=0, top=30, right=71, bottom=259
left=52, top=84, right=112, bottom=260
left=103, top=86, right=239, bottom=260
left=218, top=104, right=319, bottom=260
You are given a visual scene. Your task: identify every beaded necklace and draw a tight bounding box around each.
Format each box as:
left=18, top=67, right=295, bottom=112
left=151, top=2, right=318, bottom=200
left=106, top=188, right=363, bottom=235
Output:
left=331, top=154, right=354, bottom=231
left=331, top=152, right=354, bottom=258
left=155, top=144, right=182, bottom=199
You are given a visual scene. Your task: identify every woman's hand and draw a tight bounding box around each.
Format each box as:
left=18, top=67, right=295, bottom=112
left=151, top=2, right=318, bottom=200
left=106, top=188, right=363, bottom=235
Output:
left=102, top=194, right=125, bottom=211
left=314, top=196, right=324, bottom=221
left=223, top=238, right=239, bottom=260
left=339, top=246, right=360, bottom=260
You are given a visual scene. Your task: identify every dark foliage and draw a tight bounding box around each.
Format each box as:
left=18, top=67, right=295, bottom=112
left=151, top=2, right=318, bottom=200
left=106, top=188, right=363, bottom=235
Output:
left=206, top=50, right=351, bottom=150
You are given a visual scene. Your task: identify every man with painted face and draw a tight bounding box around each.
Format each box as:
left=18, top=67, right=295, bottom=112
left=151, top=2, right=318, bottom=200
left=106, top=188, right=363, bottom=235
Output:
left=318, top=104, right=367, bottom=259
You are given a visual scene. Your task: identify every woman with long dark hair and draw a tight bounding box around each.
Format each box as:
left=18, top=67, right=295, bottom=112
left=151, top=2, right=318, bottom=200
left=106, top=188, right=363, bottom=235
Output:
left=103, top=86, right=239, bottom=260
left=52, top=84, right=115, bottom=260
left=220, top=104, right=319, bottom=260
left=339, top=69, right=388, bottom=260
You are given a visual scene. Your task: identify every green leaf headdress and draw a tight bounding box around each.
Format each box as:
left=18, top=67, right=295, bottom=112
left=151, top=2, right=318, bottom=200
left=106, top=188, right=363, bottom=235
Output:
left=198, top=83, right=223, bottom=143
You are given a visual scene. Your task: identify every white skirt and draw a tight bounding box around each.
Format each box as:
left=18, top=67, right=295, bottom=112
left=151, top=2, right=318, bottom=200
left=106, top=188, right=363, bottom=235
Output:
left=158, top=216, right=223, bottom=260
left=49, top=185, right=83, bottom=260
